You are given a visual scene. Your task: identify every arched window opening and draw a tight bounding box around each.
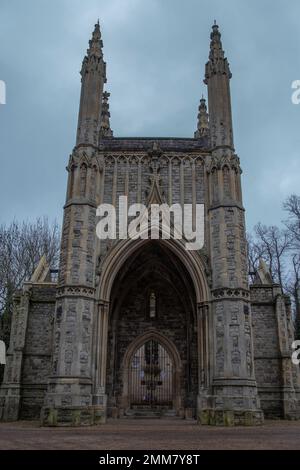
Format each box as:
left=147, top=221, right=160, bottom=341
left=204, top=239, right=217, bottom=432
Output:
left=80, top=163, right=87, bottom=197
left=223, top=165, right=231, bottom=199
left=149, top=292, right=156, bottom=319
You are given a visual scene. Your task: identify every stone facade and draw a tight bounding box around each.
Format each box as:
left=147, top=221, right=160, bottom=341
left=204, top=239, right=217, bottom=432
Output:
left=251, top=284, right=300, bottom=419
left=1, top=22, right=300, bottom=426
left=0, top=283, right=55, bottom=421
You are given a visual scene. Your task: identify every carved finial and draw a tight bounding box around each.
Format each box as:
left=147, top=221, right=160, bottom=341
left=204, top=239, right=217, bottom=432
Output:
left=194, top=96, right=209, bottom=138
left=99, top=91, right=113, bottom=138
left=148, top=141, right=162, bottom=160
left=205, top=22, right=232, bottom=83
left=30, top=255, right=51, bottom=283
left=254, top=259, right=273, bottom=285
left=209, top=21, right=223, bottom=60
left=85, top=21, right=104, bottom=61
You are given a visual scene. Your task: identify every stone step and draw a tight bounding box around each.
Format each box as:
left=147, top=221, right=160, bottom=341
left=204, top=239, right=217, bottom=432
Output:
left=124, top=408, right=178, bottom=419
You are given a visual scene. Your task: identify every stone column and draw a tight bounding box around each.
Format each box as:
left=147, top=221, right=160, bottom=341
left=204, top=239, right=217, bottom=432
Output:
left=92, top=301, right=109, bottom=410
left=198, top=157, right=263, bottom=426
left=197, top=303, right=212, bottom=414
left=197, top=22, right=263, bottom=426
left=275, top=292, right=299, bottom=419
left=41, top=22, right=107, bottom=426
left=41, top=147, right=105, bottom=426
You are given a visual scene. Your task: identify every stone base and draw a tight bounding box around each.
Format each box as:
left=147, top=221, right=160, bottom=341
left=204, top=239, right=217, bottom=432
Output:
left=198, top=409, right=264, bottom=426
left=0, top=388, right=21, bottom=422
left=41, top=406, right=106, bottom=427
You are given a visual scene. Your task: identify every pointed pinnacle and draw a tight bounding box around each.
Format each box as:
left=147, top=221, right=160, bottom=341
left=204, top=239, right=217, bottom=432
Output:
left=209, top=21, right=224, bottom=61
left=211, top=21, right=221, bottom=37
left=194, top=95, right=209, bottom=138
left=92, top=20, right=100, bottom=38
left=212, top=20, right=219, bottom=36
left=100, top=91, right=113, bottom=138
left=86, top=20, right=103, bottom=59
left=204, top=22, right=232, bottom=83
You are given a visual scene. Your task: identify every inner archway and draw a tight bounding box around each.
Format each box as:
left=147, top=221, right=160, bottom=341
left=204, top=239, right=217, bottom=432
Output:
left=130, top=339, right=173, bottom=409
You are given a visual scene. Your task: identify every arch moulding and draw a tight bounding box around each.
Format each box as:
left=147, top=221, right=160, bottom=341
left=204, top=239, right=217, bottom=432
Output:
left=97, top=237, right=210, bottom=305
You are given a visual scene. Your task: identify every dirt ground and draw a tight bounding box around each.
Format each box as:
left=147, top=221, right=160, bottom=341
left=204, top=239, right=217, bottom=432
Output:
left=0, top=418, right=299, bottom=450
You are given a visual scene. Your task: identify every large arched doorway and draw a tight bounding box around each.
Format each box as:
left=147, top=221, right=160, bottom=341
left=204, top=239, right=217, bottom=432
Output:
left=104, top=241, right=201, bottom=418
left=121, top=330, right=183, bottom=415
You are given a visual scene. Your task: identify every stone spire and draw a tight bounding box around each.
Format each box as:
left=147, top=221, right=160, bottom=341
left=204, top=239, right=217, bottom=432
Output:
left=99, top=91, right=113, bottom=138
left=85, top=20, right=103, bottom=60
left=76, top=21, right=107, bottom=147
left=204, top=22, right=233, bottom=150
left=207, top=21, right=230, bottom=67
left=194, top=95, right=209, bottom=138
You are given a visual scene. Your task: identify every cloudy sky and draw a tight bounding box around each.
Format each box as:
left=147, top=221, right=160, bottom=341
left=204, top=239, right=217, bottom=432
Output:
left=0, top=0, right=299, bottom=231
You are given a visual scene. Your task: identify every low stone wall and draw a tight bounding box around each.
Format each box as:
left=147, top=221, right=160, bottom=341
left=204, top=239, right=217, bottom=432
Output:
left=0, top=284, right=56, bottom=421
left=251, top=284, right=300, bottom=419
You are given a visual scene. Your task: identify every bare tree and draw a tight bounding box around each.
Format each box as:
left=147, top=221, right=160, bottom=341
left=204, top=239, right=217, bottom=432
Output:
left=283, top=195, right=300, bottom=338
left=283, top=194, right=300, bottom=248
left=253, top=223, right=292, bottom=288
left=285, top=254, right=300, bottom=340
left=248, top=195, right=300, bottom=338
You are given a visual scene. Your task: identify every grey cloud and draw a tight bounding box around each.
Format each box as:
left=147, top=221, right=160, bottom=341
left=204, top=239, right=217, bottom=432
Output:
left=0, top=0, right=299, bottom=230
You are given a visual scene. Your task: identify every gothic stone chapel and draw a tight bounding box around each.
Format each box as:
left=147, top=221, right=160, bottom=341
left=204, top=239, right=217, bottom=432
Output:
left=1, top=22, right=300, bottom=427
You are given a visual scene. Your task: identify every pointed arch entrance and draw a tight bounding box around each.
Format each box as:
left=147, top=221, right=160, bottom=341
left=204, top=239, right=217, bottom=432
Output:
left=122, top=330, right=182, bottom=412
left=93, top=238, right=210, bottom=419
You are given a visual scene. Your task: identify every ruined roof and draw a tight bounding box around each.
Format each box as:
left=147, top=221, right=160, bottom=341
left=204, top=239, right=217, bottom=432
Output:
left=99, top=136, right=210, bottom=153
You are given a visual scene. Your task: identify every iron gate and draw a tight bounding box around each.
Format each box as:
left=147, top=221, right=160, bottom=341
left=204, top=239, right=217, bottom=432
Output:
left=130, top=339, right=173, bottom=408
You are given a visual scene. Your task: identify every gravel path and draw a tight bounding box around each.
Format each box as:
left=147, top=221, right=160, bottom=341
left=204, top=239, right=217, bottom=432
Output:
left=0, top=418, right=299, bottom=450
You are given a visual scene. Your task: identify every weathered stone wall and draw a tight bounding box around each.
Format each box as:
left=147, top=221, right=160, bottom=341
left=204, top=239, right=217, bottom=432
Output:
left=0, top=284, right=55, bottom=421
left=101, top=152, right=206, bottom=207
left=98, top=139, right=208, bottom=258
left=250, top=284, right=300, bottom=419
left=251, top=286, right=282, bottom=418
left=19, top=286, right=55, bottom=419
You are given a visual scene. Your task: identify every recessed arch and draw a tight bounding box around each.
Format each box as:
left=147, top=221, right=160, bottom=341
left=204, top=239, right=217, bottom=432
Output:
left=98, top=237, right=210, bottom=305
left=109, top=247, right=197, bottom=326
